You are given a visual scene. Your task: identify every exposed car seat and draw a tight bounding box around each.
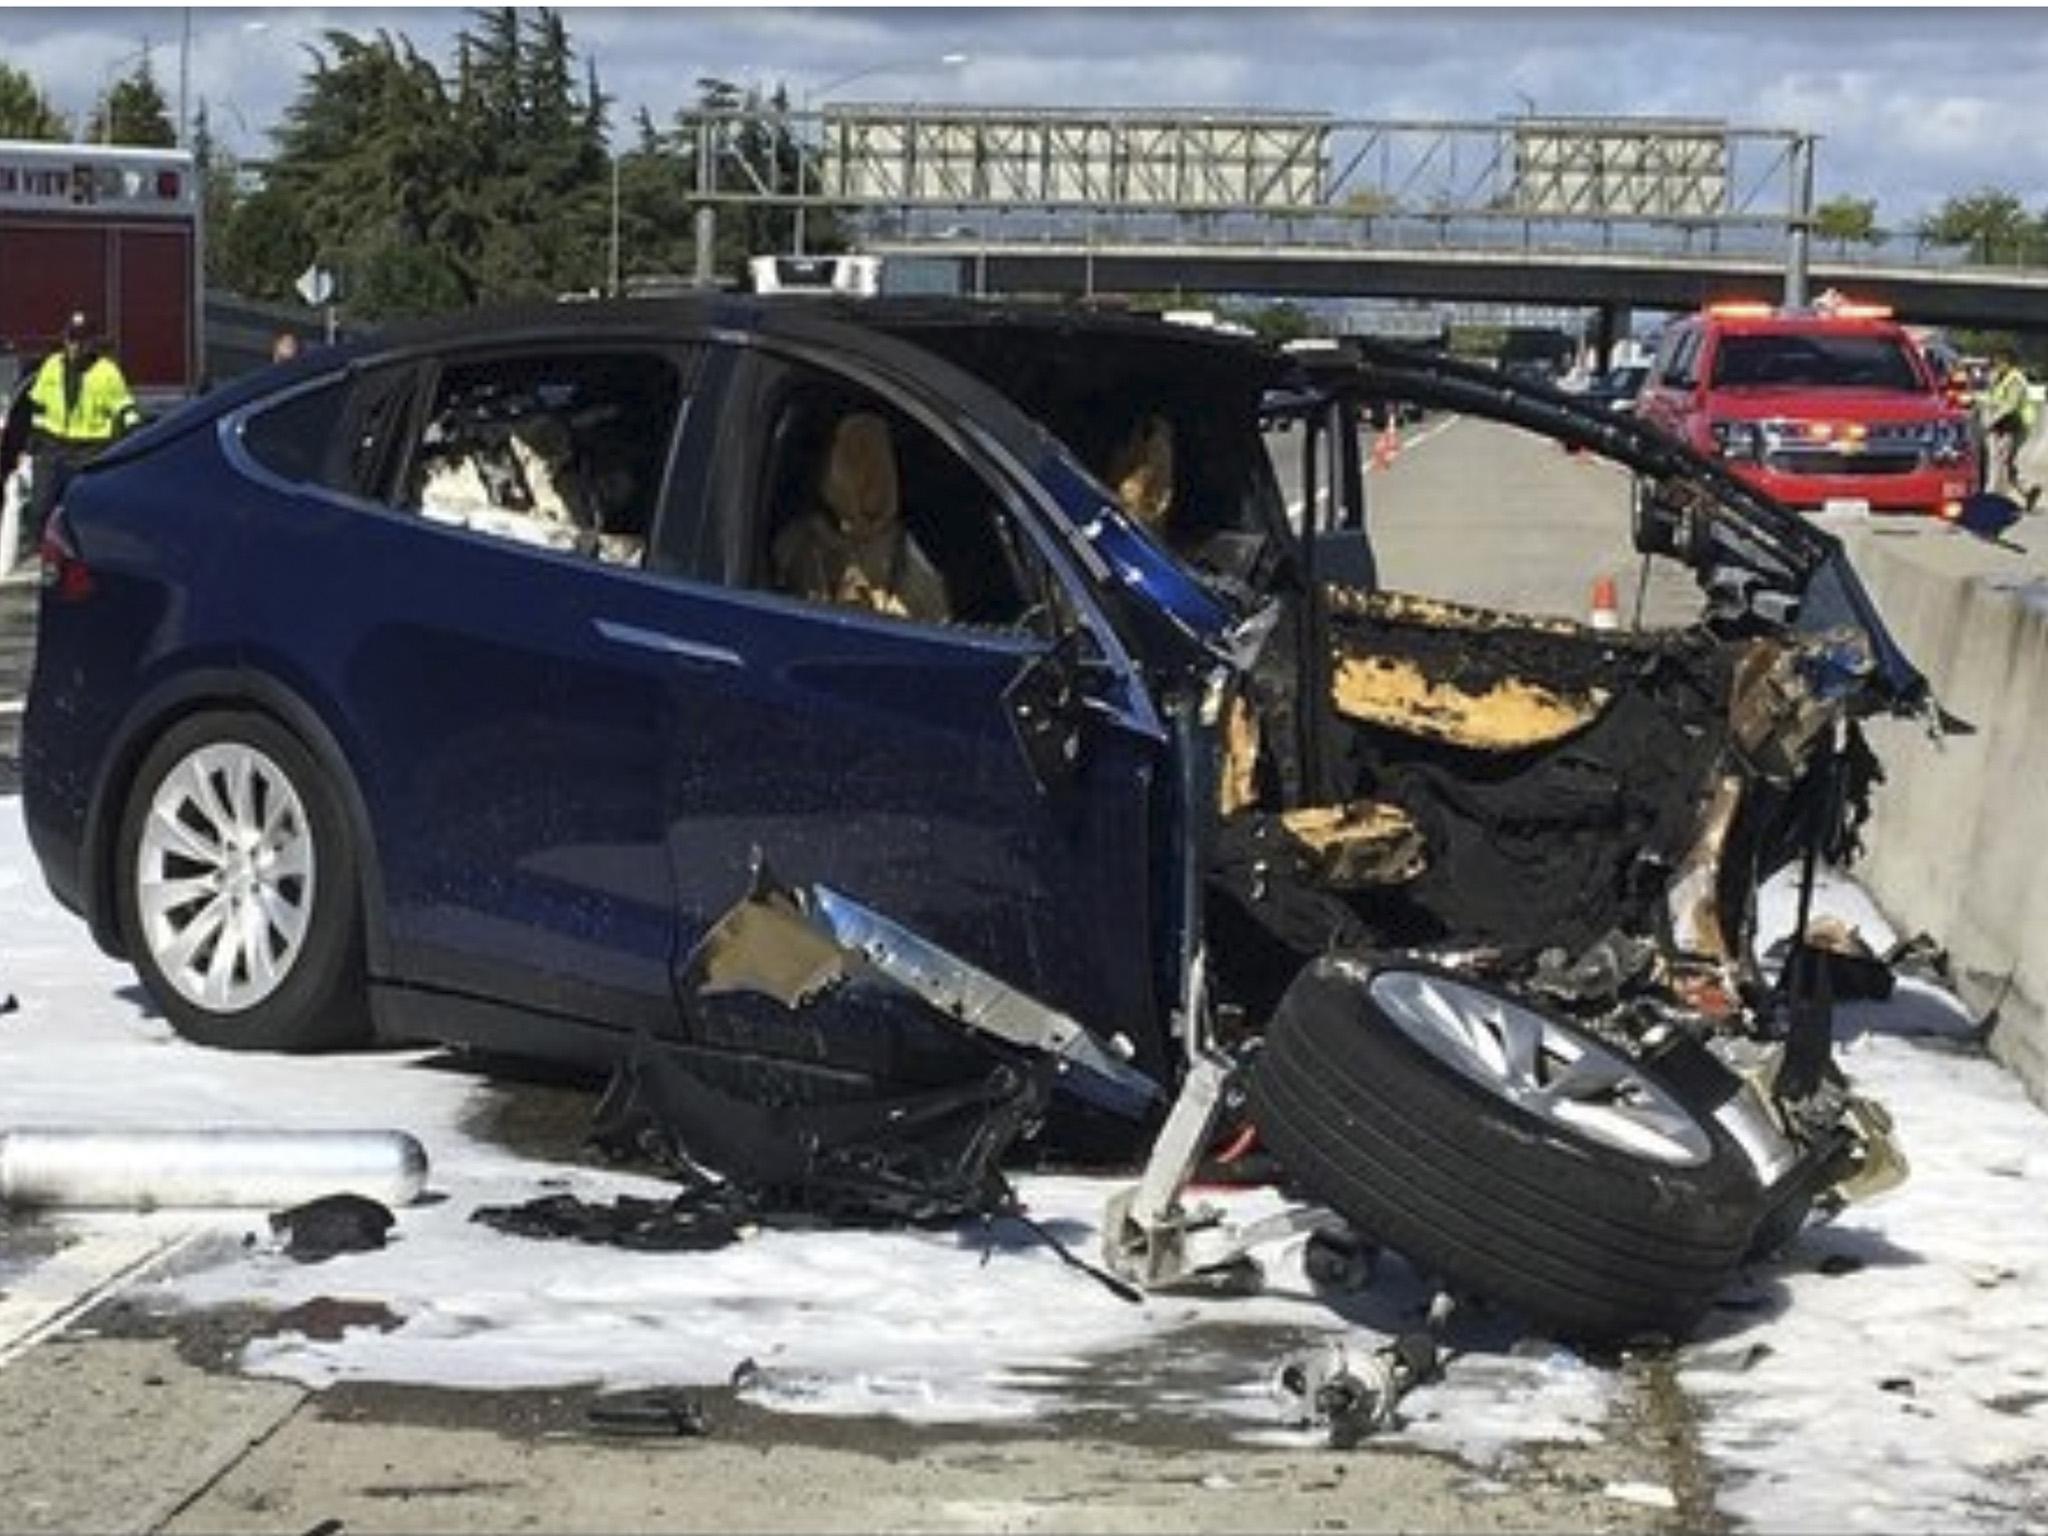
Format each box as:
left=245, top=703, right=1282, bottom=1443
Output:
left=417, top=410, right=643, bottom=567
left=769, top=411, right=950, bottom=623
left=1104, top=412, right=1177, bottom=534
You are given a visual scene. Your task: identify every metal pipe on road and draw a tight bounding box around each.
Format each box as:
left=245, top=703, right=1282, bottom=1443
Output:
left=0, top=1128, right=428, bottom=1210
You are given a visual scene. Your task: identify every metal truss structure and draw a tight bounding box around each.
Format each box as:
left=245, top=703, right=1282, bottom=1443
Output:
left=675, top=106, right=1813, bottom=243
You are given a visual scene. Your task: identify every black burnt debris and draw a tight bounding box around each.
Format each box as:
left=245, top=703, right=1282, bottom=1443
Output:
left=269, top=1193, right=397, bottom=1263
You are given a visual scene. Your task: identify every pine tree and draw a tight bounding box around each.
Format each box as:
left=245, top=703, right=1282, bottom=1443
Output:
left=88, top=53, right=177, bottom=147
left=0, top=61, right=67, bottom=141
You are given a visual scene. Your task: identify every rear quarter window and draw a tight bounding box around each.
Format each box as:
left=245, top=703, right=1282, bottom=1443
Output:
left=238, top=366, right=421, bottom=499
left=239, top=378, right=350, bottom=486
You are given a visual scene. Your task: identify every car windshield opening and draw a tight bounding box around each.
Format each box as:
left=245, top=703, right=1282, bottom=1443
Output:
left=1710, top=334, right=1922, bottom=392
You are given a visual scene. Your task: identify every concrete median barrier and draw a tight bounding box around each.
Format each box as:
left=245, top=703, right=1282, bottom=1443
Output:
left=1839, top=516, right=2048, bottom=1107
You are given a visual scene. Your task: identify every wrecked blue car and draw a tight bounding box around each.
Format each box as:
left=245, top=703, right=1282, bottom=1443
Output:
left=22, top=300, right=1917, bottom=1342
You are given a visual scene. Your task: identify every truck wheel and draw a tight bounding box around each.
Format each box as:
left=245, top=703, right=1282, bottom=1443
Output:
left=1248, top=957, right=1764, bottom=1345
left=115, top=710, right=370, bottom=1052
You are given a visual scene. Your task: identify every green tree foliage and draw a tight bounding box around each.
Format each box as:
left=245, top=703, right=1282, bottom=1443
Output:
left=212, top=8, right=819, bottom=312
left=1813, top=194, right=1878, bottom=246
left=0, top=60, right=68, bottom=140
left=88, top=54, right=176, bottom=147
left=253, top=9, right=615, bottom=319
left=449, top=8, right=613, bottom=301
left=268, top=30, right=477, bottom=316
left=215, top=184, right=315, bottom=304
left=1918, top=187, right=2048, bottom=265
left=1222, top=300, right=1315, bottom=345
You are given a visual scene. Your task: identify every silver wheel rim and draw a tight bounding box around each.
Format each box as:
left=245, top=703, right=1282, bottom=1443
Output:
left=136, top=742, right=316, bottom=1015
left=1367, top=970, right=1712, bottom=1167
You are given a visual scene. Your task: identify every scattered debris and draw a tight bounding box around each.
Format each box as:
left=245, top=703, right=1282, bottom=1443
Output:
left=1603, top=1481, right=1679, bottom=1510
left=585, top=1387, right=710, bottom=1439
left=1528, top=930, right=1659, bottom=1007
left=1688, top=1341, right=1774, bottom=1375
left=269, top=1194, right=396, bottom=1264
left=1270, top=1329, right=1442, bottom=1447
left=1762, top=917, right=1895, bottom=1002
left=1884, top=933, right=1953, bottom=988
left=1964, top=1261, right=2018, bottom=1290
left=1303, top=1229, right=1378, bottom=1293
left=471, top=1189, right=752, bottom=1253
left=588, top=1031, right=1051, bottom=1228
left=728, top=1356, right=830, bottom=1405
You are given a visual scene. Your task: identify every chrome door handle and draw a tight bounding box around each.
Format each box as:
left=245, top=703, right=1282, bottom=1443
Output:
left=593, top=619, right=743, bottom=670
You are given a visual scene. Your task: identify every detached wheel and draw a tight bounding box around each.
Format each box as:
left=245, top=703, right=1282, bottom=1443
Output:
left=116, top=710, right=370, bottom=1052
left=1249, top=957, right=1763, bottom=1345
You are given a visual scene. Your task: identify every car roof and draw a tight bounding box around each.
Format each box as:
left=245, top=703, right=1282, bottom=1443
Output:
left=1699, top=312, right=1910, bottom=339
left=330, top=294, right=1283, bottom=368
left=111, top=295, right=1295, bottom=481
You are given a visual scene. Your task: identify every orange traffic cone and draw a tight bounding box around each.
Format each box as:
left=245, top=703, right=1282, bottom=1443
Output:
left=1371, top=423, right=1400, bottom=471
left=1589, top=573, right=1620, bottom=631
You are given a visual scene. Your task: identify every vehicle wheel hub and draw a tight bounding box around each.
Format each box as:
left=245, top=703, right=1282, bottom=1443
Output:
left=1365, top=968, right=1713, bottom=1167
left=135, top=741, right=316, bottom=1015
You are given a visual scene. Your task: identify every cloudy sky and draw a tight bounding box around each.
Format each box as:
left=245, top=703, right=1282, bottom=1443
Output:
left=4, top=6, right=2045, bottom=225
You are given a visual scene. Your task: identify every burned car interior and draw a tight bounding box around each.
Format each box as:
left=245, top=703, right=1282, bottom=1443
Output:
left=581, top=311, right=1921, bottom=1347
left=405, top=350, right=683, bottom=569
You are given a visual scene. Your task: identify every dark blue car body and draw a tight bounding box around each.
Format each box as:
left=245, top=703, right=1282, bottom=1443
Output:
left=22, top=300, right=1281, bottom=1098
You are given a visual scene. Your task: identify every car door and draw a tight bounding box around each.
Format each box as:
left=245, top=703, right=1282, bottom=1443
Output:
left=1642, top=325, right=1705, bottom=446
left=235, top=341, right=719, bottom=1041
left=646, top=341, right=1173, bottom=1082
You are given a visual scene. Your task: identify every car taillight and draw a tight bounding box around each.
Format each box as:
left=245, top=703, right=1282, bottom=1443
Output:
left=38, top=504, right=95, bottom=602
left=1709, top=420, right=1763, bottom=461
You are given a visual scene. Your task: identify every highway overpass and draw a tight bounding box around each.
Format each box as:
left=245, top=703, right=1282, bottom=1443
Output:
left=870, top=239, right=2048, bottom=332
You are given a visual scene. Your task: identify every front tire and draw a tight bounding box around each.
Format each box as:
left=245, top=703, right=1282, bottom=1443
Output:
left=115, top=710, right=370, bottom=1052
left=1249, top=957, right=1764, bottom=1345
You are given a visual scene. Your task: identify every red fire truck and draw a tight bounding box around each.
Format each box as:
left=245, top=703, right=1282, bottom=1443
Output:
left=0, top=139, right=202, bottom=413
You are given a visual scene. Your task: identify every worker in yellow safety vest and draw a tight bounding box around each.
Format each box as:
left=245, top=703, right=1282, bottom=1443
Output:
left=17, top=311, right=141, bottom=557
left=1984, top=346, right=2042, bottom=512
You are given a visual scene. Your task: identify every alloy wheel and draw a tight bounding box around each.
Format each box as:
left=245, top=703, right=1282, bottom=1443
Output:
left=135, top=741, right=316, bottom=1014
left=1367, top=969, right=1713, bottom=1167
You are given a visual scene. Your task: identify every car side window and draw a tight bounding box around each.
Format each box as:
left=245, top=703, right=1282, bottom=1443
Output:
left=735, top=359, right=1056, bottom=634
left=1665, top=330, right=1702, bottom=390
left=396, top=349, right=690, bottom=571
left=240, top=377, right=353, bottom=487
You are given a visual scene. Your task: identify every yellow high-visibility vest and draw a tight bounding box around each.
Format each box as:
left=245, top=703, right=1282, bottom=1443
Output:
left=28, top=351, right=139, bottom=446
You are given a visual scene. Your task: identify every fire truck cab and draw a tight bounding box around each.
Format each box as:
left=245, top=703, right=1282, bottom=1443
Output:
left=1637, top=293, right=1976, bottom=518
left=0, top=139, right=203, bottom=417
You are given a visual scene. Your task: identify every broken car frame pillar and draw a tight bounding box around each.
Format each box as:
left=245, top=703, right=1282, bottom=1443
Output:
left=1103, top=676, right=1338, bottom=1292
